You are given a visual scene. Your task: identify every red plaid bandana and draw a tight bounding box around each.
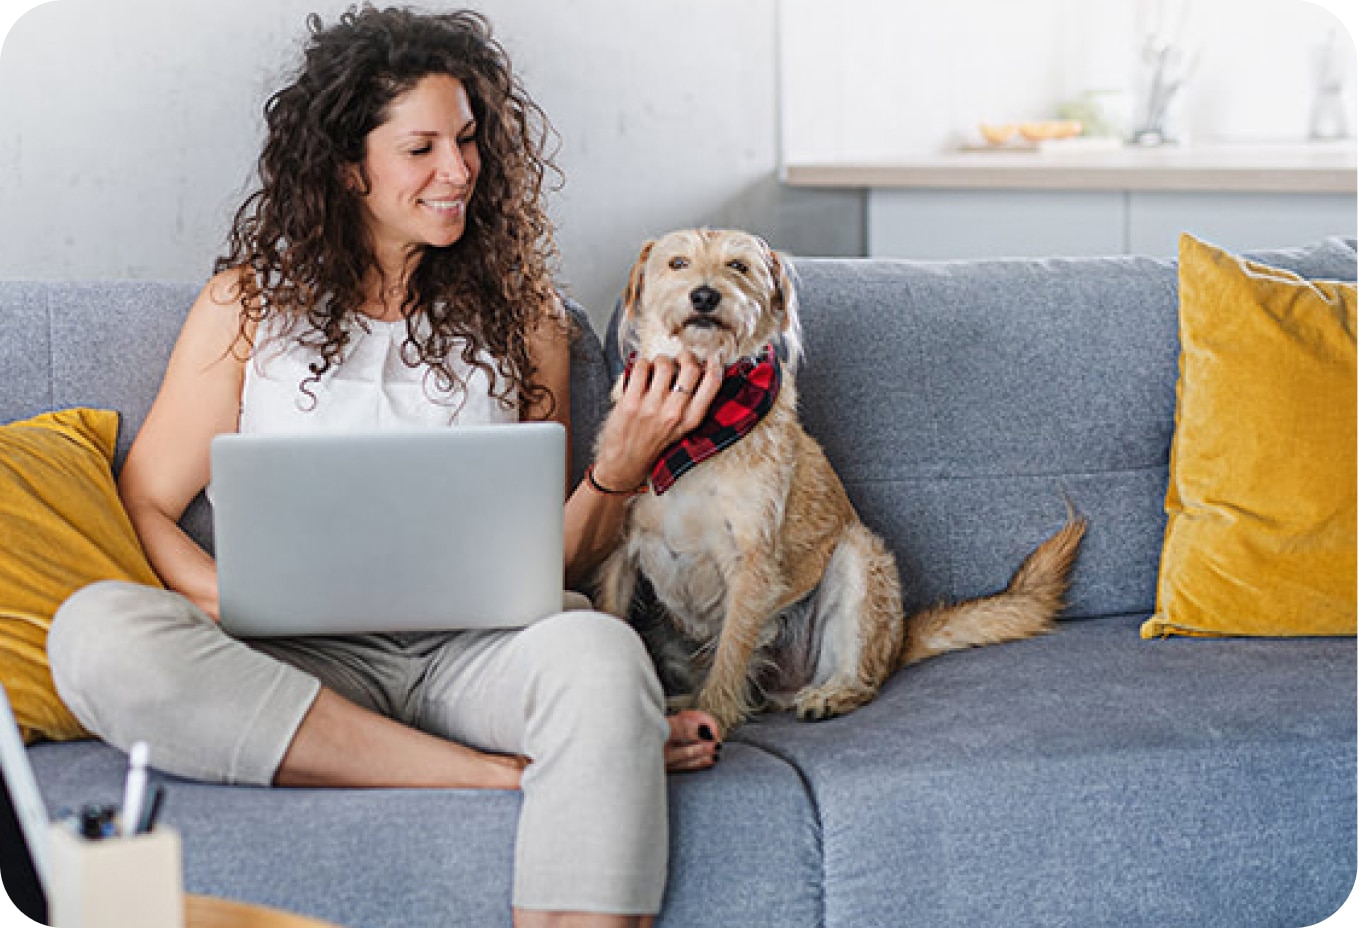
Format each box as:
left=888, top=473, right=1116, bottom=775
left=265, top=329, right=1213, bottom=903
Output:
left=624, top=345, right=782, bottom=495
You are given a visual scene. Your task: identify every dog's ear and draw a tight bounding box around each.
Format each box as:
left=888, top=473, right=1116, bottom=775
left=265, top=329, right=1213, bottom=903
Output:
left=762, top=239, right=804, bottom=370
left=616, top=239, right=654, bottom=363
left=621, top=240, right=655, bottom=321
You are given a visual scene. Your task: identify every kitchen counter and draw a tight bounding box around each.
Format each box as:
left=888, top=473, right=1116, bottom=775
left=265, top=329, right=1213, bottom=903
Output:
left=781, top=143, right=1356, bottom=260
left=782, top=143, right=1357, bottom=195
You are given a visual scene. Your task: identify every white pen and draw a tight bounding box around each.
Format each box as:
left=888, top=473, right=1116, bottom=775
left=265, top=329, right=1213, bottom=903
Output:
left=120, top=741, right=150, bottom=839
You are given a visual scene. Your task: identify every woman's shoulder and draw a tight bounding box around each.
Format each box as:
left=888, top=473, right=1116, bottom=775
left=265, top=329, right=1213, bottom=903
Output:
left=177, top=266, right=259, bottom=364
left=199, top=265, right=258, bottom=314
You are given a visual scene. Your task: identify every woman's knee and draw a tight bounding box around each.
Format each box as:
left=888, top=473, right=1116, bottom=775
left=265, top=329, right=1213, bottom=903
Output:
left=519, top=611, right=666, bottom=729
left=47, top=581, right=207, bottom=727
left=524, top=611, right=659, bottom=684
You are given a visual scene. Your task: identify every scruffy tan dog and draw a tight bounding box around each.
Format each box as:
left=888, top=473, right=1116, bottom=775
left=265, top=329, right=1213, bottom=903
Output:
left=594, top=229, right=1086, bottom=735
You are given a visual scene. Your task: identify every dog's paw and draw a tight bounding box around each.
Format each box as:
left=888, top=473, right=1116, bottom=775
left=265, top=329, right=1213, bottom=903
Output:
left=793, top=683, right=876, bottom=721
left=694, top=694, right=750, bottom=737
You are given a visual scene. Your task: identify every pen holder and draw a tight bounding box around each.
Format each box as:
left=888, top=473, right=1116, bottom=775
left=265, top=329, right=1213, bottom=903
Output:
left=47, top=824, right=185, bottom=928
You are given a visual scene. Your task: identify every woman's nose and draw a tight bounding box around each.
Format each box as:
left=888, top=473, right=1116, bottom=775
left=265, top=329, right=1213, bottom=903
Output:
left=437, top=142, right=470, bottom=185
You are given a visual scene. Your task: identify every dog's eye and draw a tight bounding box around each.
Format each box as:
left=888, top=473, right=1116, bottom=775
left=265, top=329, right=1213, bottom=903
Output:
left=668, top=257, right=690, bottom=270
left=727, top=259, right=749, bottom=274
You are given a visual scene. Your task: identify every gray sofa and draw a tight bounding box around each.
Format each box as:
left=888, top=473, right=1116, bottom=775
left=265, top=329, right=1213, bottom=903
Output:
left=6, top=238, right=1355, bottom=928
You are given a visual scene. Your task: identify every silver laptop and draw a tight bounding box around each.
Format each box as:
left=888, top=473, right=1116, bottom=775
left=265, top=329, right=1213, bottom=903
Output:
left=210, top=423, right=565, bottom=637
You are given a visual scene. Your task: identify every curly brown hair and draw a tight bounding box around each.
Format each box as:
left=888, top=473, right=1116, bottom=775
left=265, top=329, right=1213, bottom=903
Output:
left=216, top=4, right=565, bottom=413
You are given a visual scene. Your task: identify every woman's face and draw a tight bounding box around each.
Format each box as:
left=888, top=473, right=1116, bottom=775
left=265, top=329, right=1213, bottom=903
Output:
left=353, top=74, right=481, bottom=267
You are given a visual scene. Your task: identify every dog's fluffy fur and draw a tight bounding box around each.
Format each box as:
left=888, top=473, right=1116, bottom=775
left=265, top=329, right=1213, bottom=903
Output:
left=594, top=229, right=1087, bottom=734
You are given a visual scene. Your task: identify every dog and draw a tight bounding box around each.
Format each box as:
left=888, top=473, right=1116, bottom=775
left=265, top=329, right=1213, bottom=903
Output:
left=594, top=228, right=1087, bottom=735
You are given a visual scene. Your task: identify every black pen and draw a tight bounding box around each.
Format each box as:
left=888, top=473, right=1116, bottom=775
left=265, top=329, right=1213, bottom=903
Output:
left=137, top=784, right=166, bottom=835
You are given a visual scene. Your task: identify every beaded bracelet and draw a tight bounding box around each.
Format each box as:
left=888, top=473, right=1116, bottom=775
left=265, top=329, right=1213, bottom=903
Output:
left=585, top=464, right=649, bottom=497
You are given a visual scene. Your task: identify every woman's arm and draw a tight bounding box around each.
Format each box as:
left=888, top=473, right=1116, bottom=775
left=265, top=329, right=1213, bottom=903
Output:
left=522, top=300, right=721, bottom=588
left=525, top=303, right=726, bottom=769
left=118, top=268, right=255, bottom=620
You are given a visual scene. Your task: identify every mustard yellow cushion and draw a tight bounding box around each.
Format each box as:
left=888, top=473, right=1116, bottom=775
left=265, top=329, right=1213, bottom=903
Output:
left=0, top=408, right=163, bottom=741
left=1142, top=235, right=1357, bottom=639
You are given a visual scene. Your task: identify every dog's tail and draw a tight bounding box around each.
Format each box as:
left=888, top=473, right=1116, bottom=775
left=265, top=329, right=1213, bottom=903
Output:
left=899, top=511, right=1087, bottom=667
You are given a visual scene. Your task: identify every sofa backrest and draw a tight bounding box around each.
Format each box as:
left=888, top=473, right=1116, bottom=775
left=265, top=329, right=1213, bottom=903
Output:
left=787, top=239, right=1357, bottom=620
left=0, top=281, right=611, bottom=553
left=5, top=238, right=1354, bottom=617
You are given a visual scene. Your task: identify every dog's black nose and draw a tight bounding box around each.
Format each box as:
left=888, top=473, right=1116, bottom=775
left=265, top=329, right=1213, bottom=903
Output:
left=690, top=286, right=721, bottom=314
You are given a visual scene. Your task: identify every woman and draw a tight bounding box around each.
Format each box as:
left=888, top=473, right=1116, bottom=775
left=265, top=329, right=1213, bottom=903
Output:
left=48, top=6, right=723, bottom=926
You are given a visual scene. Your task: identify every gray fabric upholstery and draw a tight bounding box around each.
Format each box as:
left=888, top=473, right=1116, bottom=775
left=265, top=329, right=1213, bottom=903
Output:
left=8, top=238, right=1356, bottom=927
left=28, top=738, right=822, bottom=928
left=738, top=614, right=1355, bottom=928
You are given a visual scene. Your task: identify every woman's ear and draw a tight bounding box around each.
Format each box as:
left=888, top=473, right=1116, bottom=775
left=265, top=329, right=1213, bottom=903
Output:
left=342, top=162, right=368, bottom=196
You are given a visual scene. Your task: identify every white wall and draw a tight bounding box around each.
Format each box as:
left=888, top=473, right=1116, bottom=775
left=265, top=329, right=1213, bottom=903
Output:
left=780, top=0, right=1357, bottom=160
left=0, top=0, right=861, bottom=327
left=1, top=1, right=1353, bottom=323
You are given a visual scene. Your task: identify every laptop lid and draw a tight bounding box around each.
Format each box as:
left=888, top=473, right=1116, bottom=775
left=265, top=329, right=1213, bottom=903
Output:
left=211, top=423, right=565, bottom=637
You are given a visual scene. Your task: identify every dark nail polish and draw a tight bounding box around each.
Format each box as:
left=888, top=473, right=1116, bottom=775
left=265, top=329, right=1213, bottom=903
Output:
left=698, top=724, right=715, bottom=742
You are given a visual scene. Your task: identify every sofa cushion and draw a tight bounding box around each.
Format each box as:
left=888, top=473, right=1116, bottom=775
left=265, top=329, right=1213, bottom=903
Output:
left=0, top=280, right=209, bottom=548
left=734, top=614, right=1356, bottom=928
left=29, top=737, right=823, bottom=928
left=1146, top=235, right=1356, bottom=638
left=771, top=239, right=1356, bottom=621
left=0, top=408, right=162, bottom=743
left=564, top=300, right=612, bottom=491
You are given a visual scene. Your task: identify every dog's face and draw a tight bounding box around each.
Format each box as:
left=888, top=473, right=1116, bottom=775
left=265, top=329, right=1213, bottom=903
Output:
left=622, top=229, right=801, bottom=367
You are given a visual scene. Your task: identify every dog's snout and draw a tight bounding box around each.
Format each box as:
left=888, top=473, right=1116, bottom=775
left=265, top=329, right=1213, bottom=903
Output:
left=690, top=285, right=722, bottom=314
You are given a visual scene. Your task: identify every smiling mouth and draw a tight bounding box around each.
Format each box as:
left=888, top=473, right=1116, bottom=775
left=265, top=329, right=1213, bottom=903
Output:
left=420, top=199, right=465, bottom=217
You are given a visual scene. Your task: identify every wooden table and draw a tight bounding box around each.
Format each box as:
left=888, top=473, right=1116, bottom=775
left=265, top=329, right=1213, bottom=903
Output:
left=187, top=895, right=345, bottom=928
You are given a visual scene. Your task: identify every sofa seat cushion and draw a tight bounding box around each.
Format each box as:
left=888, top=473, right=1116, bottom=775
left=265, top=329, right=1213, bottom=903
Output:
left=734, top=615, right=1356, bottom=928
left=29, top=737, right=821, bottom=928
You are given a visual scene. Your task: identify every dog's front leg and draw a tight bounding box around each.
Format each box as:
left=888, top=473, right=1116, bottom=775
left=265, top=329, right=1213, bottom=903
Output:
left=594, top=545, right=639, bottom=619
left=695, top=566, right=786, bottom=735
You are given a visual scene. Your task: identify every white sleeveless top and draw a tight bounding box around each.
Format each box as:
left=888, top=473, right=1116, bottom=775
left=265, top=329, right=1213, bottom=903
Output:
left=240, top=311, right=518, bottom=433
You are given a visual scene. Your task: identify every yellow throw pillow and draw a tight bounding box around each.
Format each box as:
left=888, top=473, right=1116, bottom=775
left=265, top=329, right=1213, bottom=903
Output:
left=1142, top=235, right=1357, bottom=639
left=0, top=408, right=163, bottom=741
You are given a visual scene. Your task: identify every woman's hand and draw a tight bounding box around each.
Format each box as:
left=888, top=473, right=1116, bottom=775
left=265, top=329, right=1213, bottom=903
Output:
left=562, top=350, right=723, bottom=586
left=591, top=351, right=724, bottom=493
left=664, top=709, right=722, bottom=773
left=479, top=751, right=530, bottom=790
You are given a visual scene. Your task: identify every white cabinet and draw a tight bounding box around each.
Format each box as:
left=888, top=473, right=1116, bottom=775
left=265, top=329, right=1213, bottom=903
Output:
left=1126, top=192, right=1356, bottom=255
left=868, top=190, right=1125, bottom=259
left=787, top=145, right=1358, bottom=259
left=866, top=189, right=1356, bottom=258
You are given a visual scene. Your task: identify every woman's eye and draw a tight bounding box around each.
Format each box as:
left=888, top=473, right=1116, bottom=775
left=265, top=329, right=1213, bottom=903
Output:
left=668, top=257, right=689, bottom=270
left=408, top=146, right=432, bottom=156
left=727, top=259, right=749, bottom=274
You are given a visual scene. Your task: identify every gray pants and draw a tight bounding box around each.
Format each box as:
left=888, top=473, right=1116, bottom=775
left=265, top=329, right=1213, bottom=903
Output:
left=47, top=580, right=670, bottom=914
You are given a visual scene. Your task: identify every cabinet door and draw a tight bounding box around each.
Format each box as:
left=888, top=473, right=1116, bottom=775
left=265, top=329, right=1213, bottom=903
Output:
left=1127, top=192, right=1358, bottom=257
left=867, top=189, right=1124, bottom=259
